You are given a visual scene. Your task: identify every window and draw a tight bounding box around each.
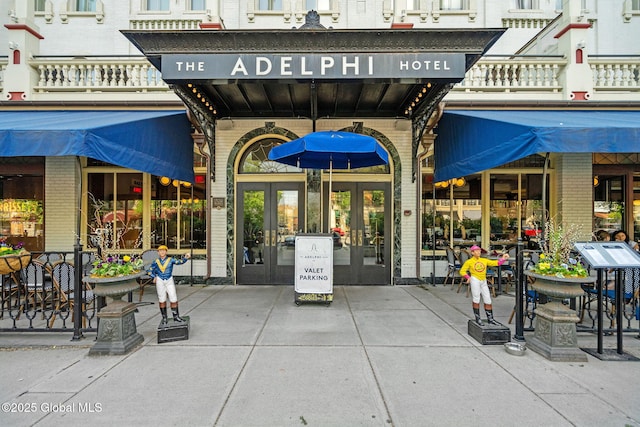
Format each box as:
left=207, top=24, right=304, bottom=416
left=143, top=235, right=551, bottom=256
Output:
left=555, top=0, right=587, bottom=10
left=152, top=175, right=206, bottom=250
left=305, top=0, right=331, bottom=9
left=86, top=172, right=144, bottom=251
left=240, top=139, right=303, bottom=173
left=258, top=0, right=283, bottom=11
left=85, top=170, right=207, bottom=252
left=147, top=0, right=170, bottom=11
left=35, top=0, right=46, bottom=12
left=513, top=0, right=538, bottom=9
left=0, top=158, right=45, bottom=253
left=422, top=174, right=482, bottom=251
left=440, top=0, right=466, bottom=10
left=406, top=0, right=420, bottom=10
left=190, top=0, right=206, bottom=10
left=634, top=0, right=640, bottom=10
left=489, top=173, right=546, bottom=250
left=76, top=0, right=96, bottom=12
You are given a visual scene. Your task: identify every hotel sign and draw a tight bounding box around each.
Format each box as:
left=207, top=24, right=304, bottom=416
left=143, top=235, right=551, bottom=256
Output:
left=161, top=53, right=465, bottom=80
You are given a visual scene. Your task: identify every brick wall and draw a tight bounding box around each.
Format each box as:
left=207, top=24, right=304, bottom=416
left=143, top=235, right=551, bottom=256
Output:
left=552, top=152, right=593, bottom=240
left=44, top=157, right=79, bottom=252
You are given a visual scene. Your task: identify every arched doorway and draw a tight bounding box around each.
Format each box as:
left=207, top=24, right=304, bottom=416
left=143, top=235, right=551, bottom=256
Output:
left=236, top=136, right=306, bottom=285
left=235, top=130, right=394, bottom=285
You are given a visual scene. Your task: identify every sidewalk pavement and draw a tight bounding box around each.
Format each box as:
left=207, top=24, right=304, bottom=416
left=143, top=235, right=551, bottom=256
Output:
left=1, top=283, right=639, bottom=427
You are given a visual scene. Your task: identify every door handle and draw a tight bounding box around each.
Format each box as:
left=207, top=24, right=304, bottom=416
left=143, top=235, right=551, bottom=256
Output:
left=264, top=230, right=270, bottom=247
left=358, top=230, right=363, bottom=246
left=271, top=229, right=276, bottom=247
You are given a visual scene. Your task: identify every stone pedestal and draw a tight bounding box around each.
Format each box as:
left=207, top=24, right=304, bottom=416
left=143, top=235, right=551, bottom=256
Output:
left=525, top=271, right=594, bottom=362
left=527, top=300, right=587, bottom=362
left=89, top=300, right=144, bottom=355
left=84, top=272, right=145, bottom=356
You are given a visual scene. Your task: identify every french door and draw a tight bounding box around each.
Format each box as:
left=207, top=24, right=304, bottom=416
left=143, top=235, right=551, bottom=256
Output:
left=325, top=182, right=391, bottom=285
left=237, top=182, right=304, bottom=285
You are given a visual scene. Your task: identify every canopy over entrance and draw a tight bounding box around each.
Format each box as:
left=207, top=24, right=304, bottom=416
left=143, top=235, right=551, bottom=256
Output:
left=434, top=110, right=640, bottom=182
left=0, top=110, right=194, bottom=182
left=122, top=26, right=505, bottom=121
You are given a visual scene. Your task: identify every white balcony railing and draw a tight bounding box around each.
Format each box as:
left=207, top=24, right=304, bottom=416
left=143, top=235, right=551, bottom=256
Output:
left=452, top=57, right=565, bottom=93
left=590, top=57, right=640, bottom=89
left=0, top=56, right=636, bottom=102
left=31, top=57, right=169, bottom=92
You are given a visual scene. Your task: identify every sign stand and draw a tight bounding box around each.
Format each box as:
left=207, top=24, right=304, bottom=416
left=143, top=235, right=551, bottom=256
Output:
left=294, top=234, right=333, bottom=305
left=574, top=242, right=640, bottom=361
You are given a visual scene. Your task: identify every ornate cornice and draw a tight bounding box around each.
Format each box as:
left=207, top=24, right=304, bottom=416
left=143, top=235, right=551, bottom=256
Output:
left=122, top=28, right=505, bottom=59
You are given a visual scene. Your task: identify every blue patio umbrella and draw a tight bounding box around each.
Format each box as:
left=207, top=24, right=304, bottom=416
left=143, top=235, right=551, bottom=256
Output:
left=268, top=131, right=389, bottom=232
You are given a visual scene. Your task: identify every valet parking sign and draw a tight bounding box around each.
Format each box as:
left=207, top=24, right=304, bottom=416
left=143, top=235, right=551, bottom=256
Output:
left=294, top=234, right=333, bottom=295
left=161, top=53, right=466, bottom=81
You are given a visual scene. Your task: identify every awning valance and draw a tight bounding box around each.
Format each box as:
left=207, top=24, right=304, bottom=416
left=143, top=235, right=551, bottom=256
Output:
left=434, top=110, right=640, bottom=182
left=0, top=110, right=194, bottom=182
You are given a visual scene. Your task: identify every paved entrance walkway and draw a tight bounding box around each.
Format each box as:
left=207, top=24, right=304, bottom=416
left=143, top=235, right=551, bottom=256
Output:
left=1, top=284, right=638, bottom=426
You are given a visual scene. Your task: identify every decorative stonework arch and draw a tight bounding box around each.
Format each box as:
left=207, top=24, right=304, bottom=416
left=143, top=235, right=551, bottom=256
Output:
left=225, top=123, right=302, bottom=280
left=226, top=122, right=401, bottom=284
left=338, top=124, right=402, bottom=281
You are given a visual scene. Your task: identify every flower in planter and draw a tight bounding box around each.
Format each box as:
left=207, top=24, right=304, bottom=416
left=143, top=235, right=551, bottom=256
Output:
left=90, top=254, right=144, bottom=278
left=0, top=239, right=25, bottom=256
left=530, top=218, right=588, bottom=278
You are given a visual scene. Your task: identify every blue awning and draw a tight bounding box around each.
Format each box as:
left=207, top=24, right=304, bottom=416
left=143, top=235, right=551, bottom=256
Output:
left=0, top=110, right=194, bottom=182
left=434, top=110, right=640, bottom=182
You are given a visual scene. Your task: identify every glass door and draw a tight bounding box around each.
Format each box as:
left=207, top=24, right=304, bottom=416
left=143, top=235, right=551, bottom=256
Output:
left=326, top=182, right=391, bottom=285
left=237, top=182, right=304, bottom=284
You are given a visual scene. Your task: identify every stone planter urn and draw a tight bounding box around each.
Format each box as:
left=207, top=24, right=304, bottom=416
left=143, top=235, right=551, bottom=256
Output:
left=83, top=271, right=145, bottom=355
left=524, top=271, right=595, bottom=362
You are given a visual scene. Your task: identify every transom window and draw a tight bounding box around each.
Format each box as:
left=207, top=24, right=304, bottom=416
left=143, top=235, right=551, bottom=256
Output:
left=240, top=139, right=303, bottom=174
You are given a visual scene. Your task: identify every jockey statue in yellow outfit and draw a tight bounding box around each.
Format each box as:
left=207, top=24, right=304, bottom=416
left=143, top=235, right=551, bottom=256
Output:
left=459, top=245, right=509, bottom=326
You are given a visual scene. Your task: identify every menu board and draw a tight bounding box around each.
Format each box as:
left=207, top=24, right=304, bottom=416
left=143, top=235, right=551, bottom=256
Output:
left=574, top=242, right=640, bottom=269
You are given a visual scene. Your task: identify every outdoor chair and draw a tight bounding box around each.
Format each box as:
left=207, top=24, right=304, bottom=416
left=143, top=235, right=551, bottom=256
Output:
left=444, top=247, right=460, bottom=286
left=20, top=260, right=54, bottom=318
left=456, top=249, right=472, bottom=296
left=48, top=261, right=95, bottom=328
left=580, top=271, right=638, bottom=328
left=137, top=249, right=159, bottom=302
left=508, top=289, right=539, bottom=324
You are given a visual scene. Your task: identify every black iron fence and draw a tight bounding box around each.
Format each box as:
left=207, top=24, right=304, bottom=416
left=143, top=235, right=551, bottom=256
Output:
left=0, top=247, right=104, bottom=338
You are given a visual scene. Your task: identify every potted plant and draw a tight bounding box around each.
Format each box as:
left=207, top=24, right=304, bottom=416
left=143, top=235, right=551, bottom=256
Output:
left=524, top=219, right=594, bottom=362
left=83, top=195, right=146, bottom=355
left=0, top=240, right=31, bottom=276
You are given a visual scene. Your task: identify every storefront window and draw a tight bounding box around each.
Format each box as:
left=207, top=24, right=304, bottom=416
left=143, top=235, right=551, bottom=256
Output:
left=86, top=172, right=143, bottom=251
left=422, top=174, right=481, bottom=250
left=0, top=158, right=45, bottom=252
left=593, top=175, right=624, bottom=237
left=151, top=175, right=206, bottom=250
left=489, top=173, right=545, bottom=250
